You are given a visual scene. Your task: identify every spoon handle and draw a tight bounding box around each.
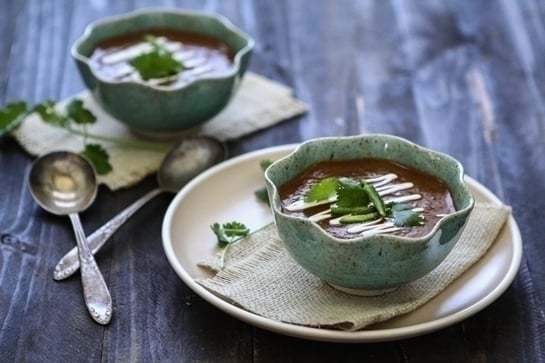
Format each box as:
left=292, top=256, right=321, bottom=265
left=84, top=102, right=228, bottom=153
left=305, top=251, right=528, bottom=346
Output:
left=54, top=188, right=165, bottom=280
left=69, top=213, right=113, bottom=325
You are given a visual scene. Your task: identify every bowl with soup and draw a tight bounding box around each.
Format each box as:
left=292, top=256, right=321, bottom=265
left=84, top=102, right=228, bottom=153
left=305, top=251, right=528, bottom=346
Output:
left=264, top=134, right=474, bottom=295
left=71, top=8, right=254, bottom=137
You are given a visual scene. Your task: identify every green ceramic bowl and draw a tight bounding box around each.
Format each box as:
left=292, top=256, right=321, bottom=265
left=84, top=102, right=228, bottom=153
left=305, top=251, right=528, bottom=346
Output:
left=264, top=134, right=474, bottom=295
left=71, top=8, right=254, bottom=137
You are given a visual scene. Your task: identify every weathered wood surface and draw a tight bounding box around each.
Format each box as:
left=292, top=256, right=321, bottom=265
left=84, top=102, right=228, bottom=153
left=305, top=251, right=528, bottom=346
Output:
left=1, top=0, right=544, bottom=362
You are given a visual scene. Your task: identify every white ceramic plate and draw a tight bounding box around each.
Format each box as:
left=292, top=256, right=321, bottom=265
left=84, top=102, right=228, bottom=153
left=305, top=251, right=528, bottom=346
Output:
left=162, top=144, right=522, bottom=343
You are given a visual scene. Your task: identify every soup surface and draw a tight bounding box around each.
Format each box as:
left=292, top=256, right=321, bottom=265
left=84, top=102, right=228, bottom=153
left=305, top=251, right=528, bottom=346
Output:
left=278, top=158, right=456, bottom=238
left=89, top=28, right=234, bottom=87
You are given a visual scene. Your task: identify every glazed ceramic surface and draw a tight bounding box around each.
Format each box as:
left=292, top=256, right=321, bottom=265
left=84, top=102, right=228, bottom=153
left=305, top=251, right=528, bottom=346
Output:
left=72, top=8, right=254, bottom=135
left=264, top=134, right=475, bottom=293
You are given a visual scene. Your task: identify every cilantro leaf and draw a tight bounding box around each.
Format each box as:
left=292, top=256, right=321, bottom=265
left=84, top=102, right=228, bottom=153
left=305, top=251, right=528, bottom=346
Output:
left=304, top=177, right=338, bottom=203
left=254, top=186, right=269, bottom=204
left=33, top=100, right=69, bottom=127
left=390, top=203, right=424, bottom=227
left=129, top=36, right=183, bottom=80
left=0, top=101, right=27, bottom=137
left=259, top=159, right=273, bottom=172
left=66, top=99, right=96, bottom=125
left=81, top=144, right=112, bottom=175
left=210, top=221, right=250, bottom=247
left=336, top=177, right=370, bottom=208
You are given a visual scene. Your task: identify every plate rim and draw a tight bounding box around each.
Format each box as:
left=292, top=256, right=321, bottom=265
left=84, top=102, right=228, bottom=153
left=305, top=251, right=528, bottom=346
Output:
left=161, top=144, right=523, bottom=343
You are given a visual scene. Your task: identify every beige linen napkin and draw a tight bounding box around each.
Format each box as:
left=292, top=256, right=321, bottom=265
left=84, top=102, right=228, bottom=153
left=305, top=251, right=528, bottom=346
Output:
left=12, top=72, right=306, bottom=190
left=197, top=203, right=511, bottom=331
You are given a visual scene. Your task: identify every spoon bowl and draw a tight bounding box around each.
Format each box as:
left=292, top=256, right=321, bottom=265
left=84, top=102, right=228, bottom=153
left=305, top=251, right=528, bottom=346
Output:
left=158, top=136, right=228, bottom=192
left=29, top=151, right=113, bottom=325
left=53, top=135, right=227, bottom=280
left=28, top=152, right=97, bottom=215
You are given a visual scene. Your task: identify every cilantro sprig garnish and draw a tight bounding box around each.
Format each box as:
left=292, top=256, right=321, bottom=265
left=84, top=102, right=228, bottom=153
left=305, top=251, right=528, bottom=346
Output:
left=129, top=35, right=184, bottom=80
left=210, top=221, right=250, bottom=247
left=305, top=177, right=424, bottom=228
left=0, top=99, right=170, bottom=175
left=32, top=100, right=115, bottom=173
left=211, top=221, right=251, bottom=269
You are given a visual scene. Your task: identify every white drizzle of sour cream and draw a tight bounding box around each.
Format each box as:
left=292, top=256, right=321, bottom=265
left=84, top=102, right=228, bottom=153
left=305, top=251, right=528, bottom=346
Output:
left=96, top=36, right=215, bottom=86
left=284, top=173, right=424, bottom=237
left=101, top=37, right=180, bottom=64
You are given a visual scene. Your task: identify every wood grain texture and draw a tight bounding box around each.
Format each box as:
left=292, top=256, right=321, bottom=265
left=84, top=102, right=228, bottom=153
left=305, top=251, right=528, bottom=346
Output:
left=1, top=0, right=544, bottom=362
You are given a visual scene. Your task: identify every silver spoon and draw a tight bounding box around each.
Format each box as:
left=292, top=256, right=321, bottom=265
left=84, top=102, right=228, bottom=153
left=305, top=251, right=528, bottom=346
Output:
left=28, top=151, right=112, bottom=325
left=53, top=135, right=227, bottom=280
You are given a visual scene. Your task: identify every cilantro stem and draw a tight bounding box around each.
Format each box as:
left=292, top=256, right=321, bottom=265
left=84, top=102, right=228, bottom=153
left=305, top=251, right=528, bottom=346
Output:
left=218, top=234, right=247, bottom=269
left=217, top=222, right=273, bottom=269
left=64, top=126, right=171, bottom=152
left=219, top=243, right=231, bottom=270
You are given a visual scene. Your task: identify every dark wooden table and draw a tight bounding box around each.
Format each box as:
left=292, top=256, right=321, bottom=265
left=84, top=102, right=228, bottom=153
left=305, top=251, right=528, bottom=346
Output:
left=1, top=1, right=544, bottom=362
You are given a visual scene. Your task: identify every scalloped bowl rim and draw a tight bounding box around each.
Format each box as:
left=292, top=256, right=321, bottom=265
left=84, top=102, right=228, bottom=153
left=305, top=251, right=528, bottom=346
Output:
left=71, top=7, right=255, bottom=92
left=264, top=134, right=475, bottom=246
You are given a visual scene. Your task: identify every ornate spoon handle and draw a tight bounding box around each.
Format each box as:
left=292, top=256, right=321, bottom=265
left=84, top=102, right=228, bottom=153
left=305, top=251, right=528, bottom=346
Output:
left=54, top=188, right=164, bottom=280
left=69, top=213, right=112, bottom=325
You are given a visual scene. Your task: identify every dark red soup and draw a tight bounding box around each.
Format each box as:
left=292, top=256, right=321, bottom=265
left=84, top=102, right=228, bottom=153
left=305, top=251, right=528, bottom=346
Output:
left=89, top=28, right=235, bottom=87
left=278, top=158, right=456, bottom=239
